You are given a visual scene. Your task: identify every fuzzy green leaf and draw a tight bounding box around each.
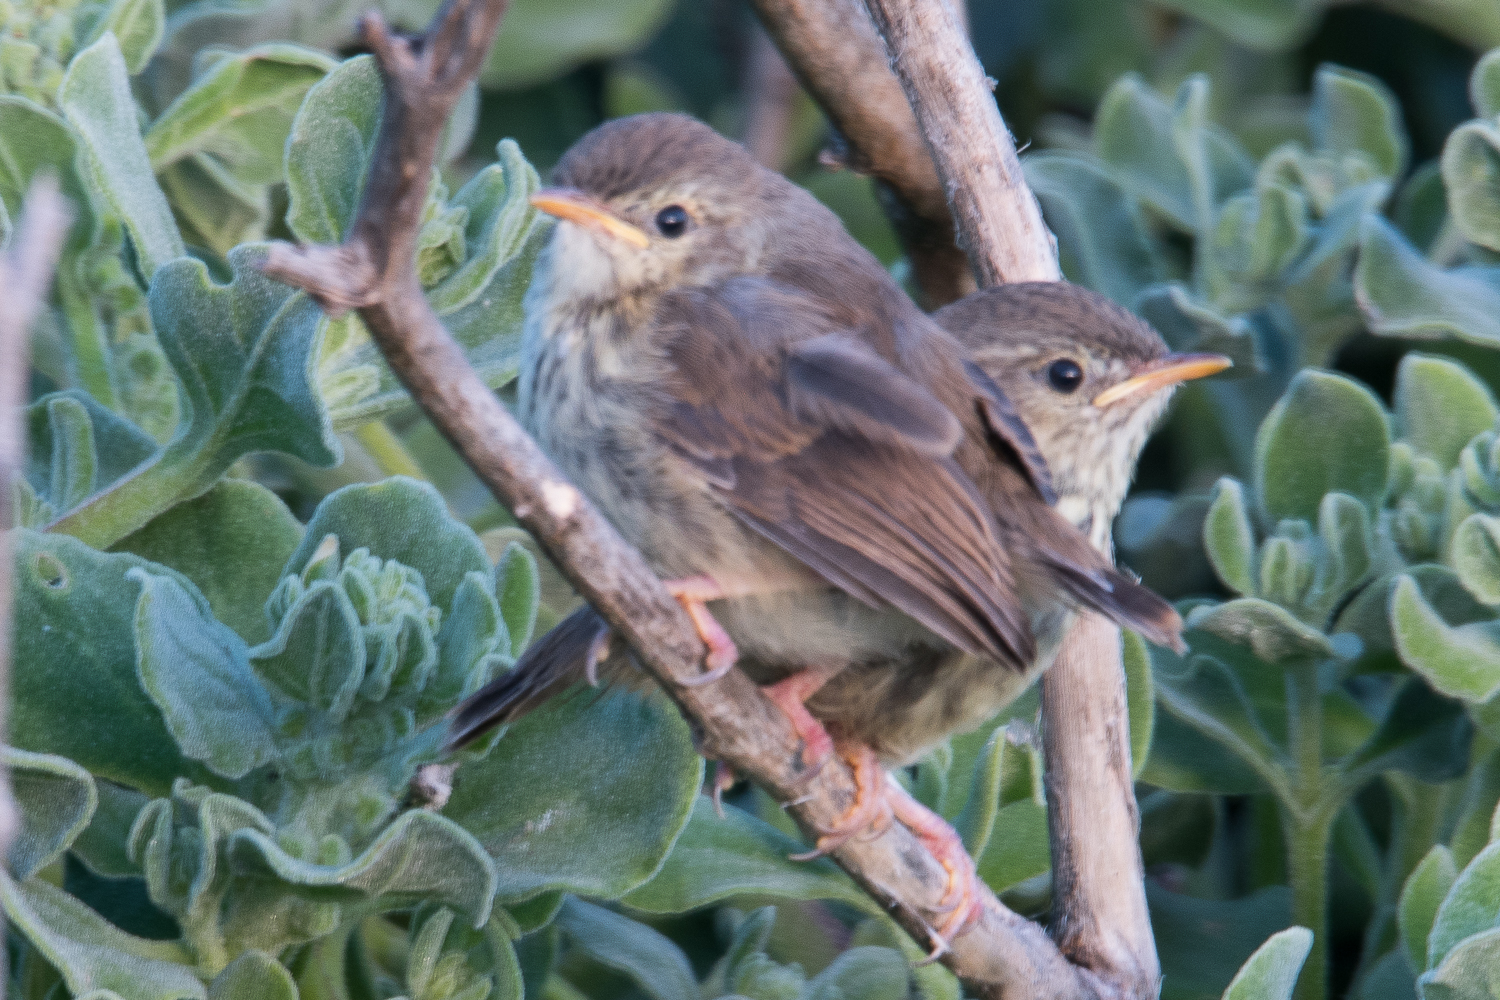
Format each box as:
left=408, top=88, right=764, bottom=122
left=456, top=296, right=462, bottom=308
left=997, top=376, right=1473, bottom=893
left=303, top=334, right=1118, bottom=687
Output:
left=556, top=898, right=698, bottom=1000
left=1419, top=927, right=1500, bottom=999
left=806, top=947, right=911, bottom=1000
left=1094, top=74, right=1194, bottom=230
left=1444, top=118, right=1500, bottom=254
left=208, top=951, right=298, bottom=1000
left=0, top=871, right=203, bottom=1000
left=284, top=54, right=381, bottom=244
left=1391, top=574, right=1500, bottom=703
left=1255, top=369, right=1390, bottom=523
left=1347, top=678, right=1472, bottom=785
left=1205, top=478, right=1257, bottom=595
left=1454, top=514, right=1500, bottom=605
left=113, top=480, right=303, bottom=645
left=250, top=580, right=365, bottom=718
left=80, top=0, right=166, bottom=73
left=1357, top=216, right=1500, bottom=346
left=1401, top=845, right=1458, bottom=973
left=1134, top=284, right=1261, bottom=373
left=229, top=809, right=497, bottom=925
left=481, top=0, right=676, bottom=89
left=10, top=530, right=201, bottom=795
left=1123, top=628, right=1156, bottom=778
left=0, top=97, right=89, bottom=248
left=954, top=726, right=1006, bottom=856
left=495, top=540, right=540, bottom=658
left=1024, top=151, right=1161, bottom=305
left=1475, top=49, right=1500, bottom=120
left=1429, top=841, right=1500, bottom=969
left=132, top=567, right=279, bottom=779
left=25, top=391, right=157, bottom=520
left=623, top=797, right=876, bottom=915
left=446, top=687, right=701, bottom=902
left=8, top=748, right=97, bottom=880
left=1397, top=355, right=1500, bottom=469
left=975, top=798, right=1052, bottom=893
left=60, top=33, right=184, bottom=278
left=1188, top=598, right=1335, bottom=662
left=284, top=478, right=490, bottom=612
left=1222, top=927, right=1314, bottom=1000
left=1311, top=65, right=1408, bottom=180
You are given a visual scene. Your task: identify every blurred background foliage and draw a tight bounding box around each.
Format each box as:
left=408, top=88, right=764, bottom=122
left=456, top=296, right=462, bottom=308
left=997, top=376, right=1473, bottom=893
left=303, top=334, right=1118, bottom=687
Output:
left=9, top=0, right=1500, bottom=998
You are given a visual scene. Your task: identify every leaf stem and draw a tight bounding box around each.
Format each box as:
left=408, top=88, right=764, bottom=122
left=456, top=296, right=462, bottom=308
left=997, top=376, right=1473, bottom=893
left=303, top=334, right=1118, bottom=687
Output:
left=1285, top=660, right=1332, bottom=1000
left=56, top=268, right=119, bottom=410
left=353, top=420, right=426, bottom=481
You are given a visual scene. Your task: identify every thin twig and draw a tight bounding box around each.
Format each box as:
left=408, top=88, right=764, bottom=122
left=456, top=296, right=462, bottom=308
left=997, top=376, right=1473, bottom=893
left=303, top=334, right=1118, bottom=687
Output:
left=745, top=0, right=973, bottom=306
left=0, top=176, right=72, bottom=981
left=261, top=0, right=1120, bottom=993
left=853, top=0, right=1160, bottom=995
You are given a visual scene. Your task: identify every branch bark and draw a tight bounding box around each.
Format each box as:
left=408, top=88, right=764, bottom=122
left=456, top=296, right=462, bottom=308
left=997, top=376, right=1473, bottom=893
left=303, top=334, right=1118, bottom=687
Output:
left=262, top=0, right=1136, bottom=994
left=0, top=175, right=72, bottom=980
left=854, top=0, right=1160, bottom=995
left=745, top=0, right=973, bottom=306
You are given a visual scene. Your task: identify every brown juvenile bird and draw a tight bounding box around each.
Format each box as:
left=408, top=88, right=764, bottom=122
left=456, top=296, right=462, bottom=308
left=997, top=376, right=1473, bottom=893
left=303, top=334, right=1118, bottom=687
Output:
left=448, top=112, right=1210, bottom=948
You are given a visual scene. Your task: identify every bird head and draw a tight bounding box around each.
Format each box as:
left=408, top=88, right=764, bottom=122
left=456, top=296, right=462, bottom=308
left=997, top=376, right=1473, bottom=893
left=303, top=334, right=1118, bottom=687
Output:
left=938, top=282, right=1230, bottom=524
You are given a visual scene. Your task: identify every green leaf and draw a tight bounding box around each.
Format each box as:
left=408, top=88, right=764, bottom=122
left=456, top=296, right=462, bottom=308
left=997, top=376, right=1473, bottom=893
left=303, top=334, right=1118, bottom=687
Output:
left=0, top=97, right=89, bottom=245
left=208, top=951, right=298, bottom=1000
left=1347, top=678, right=1472, bottom=784
left=0, top=871, right=203, bottom=1000
left=1222, top=927, right=1314, bottom=1000
left=132, top=566, right=279, bottom=779
left=51, top=246, right=339, bottom=549
left=113, top=480, right=302, bottom=645
left=1397, top=355, right=1500, bottom=469
left=285, top=478, right=490, bottom=612
left=975, top=798, right=1051, bottom=893
left=11, top=530, right=202, bottom=795
left=1123, top=628, right=1156, bottom=777
left=81, top=0, right=166, bottom=73
left=25, top=391, right=158, bottom=518
left=1419, top=927, right=1500, bottom=999
left=1188, top=598, right=1335, bottom=662
left=1401, top=846, right=1458, bottom=973
left=229, top=809, right=497, bottom=926
left=481, top=0, right=676, bottom=89
left=1475, top=49, right=1500, bottom=120
left=1151, top=884, right=1294, bottom=1000
left=1391, top=574, right=1500, bottom=703
left=72, top=779, right=150, bottom=877
left=495, top=541, right=540, bottom=658
left=1311, top=65, right=1408, bottom=181
left=1147, top=0, right=1314, bottom=50
left=1444, top=119, right=1500, bottom=254
left=1094, top=75, right=1194, bottom=230
left=146, top=45, right=334, bottom=177
left=1429, top=841, right=1500, bottom=969
left=249, top=581, right=364, bottom=718
left=284, top=54, right=381, bottom=245
left=1205, top=478, right=1257, bottom=595
left=1357, top=216, right=1500, bottom=346
left=1023, top=151, right=1161, bottom=305
left=555, top=898, right=698, bottom=1000
left=445, top=687, right=701, bottom=902
left=59, top=33, right=184, bottom=278
left=1454, top=514, right=1500, bottom=605
left=1255, top=369, right=1390, bottom=523
left=1134, top=284, right=1262, bottom=375
left=9, top=748, right=97, bottom=880
left=953, top=727, right=1005, bottom=856
left=805, top=946, right=911, bottom=1000
left=623, top=797, right=876, bottom=915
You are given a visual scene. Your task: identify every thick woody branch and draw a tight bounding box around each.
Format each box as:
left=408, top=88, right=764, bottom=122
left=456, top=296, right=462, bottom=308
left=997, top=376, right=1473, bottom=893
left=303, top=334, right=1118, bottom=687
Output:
left=860, top=0, right=1061, bottom=286
left=1, top=178, right=71, bottom=893
left=261, top=0, right=1106, bottom=993
left=746, top=0, right=972, bottom=306
left=854, top=1, right=1160, bottom=996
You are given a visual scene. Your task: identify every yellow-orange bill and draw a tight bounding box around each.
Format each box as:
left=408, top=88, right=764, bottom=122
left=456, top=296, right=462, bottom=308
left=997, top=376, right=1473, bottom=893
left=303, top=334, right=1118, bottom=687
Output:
left=1092, top=353, right=1233, bottom=407
left=530, top=188, right=651, bottom=249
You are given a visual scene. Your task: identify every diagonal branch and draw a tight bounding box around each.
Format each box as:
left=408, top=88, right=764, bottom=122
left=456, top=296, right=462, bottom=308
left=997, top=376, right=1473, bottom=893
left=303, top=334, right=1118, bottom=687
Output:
left=262, top=0, right=1126, bottom=994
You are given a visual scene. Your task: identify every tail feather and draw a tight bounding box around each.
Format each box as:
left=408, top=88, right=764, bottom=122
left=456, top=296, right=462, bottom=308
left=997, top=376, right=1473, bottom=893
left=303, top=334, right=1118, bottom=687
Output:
left=1046, top=557, right=1184, bottom=652
left=446, top=606, right=616, bottom=750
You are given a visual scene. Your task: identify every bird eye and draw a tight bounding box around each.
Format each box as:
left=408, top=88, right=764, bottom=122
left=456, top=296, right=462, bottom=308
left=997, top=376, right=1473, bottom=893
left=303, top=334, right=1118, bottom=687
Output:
left=655, top=204, right=689, bottom=238
left=1047, top=359, right=1083, bottom=394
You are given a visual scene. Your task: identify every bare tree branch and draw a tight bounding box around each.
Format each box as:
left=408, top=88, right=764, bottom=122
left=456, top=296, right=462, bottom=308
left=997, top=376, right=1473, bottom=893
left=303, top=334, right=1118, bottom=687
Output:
left=262, top=0, right=1135, bottom=993
left=745, top=0, right=973, bottom=306
left=852, top=0, right=1161, bottom=995
left=0, top=175, right=72, bottom=980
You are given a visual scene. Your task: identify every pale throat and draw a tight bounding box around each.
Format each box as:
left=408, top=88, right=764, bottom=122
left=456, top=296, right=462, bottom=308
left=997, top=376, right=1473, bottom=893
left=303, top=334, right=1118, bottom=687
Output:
left=1048, top=391, right=1170, bottom=550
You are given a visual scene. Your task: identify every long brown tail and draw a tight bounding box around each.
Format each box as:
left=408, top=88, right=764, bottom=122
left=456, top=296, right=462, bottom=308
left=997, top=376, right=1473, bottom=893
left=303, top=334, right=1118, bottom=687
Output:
left=445, top=606, right=618, bottom=750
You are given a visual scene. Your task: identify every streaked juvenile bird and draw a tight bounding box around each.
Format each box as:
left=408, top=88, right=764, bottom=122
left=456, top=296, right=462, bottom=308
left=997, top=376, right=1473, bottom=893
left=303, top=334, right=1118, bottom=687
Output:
left=447, top=112, right=1222, bottom=950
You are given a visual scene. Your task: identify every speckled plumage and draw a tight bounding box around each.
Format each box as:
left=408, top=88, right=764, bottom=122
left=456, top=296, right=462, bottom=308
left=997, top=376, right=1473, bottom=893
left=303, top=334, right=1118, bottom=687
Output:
left=452, top=113, right=1185, bottom=765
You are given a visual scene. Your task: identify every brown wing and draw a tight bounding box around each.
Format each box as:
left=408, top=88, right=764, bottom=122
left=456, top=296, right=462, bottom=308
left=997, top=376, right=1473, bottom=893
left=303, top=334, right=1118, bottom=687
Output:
left=650, top=279, right=1035, bottom=666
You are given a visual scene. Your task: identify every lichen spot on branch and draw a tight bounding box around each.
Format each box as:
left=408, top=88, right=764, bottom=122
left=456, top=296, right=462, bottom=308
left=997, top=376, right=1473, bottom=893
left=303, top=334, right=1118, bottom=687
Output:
left=541, top=480, right=582, bottom=521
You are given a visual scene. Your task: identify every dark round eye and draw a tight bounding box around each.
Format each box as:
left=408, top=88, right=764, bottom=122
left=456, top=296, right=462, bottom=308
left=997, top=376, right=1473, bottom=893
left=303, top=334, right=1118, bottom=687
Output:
left=1047, top=359, right=1083, bottom=394
left=655, top=204, right=689, bottom=238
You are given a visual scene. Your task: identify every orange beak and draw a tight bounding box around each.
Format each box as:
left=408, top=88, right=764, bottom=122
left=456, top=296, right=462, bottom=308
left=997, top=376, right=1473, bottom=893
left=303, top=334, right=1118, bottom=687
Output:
left=1091, top=353, right=1232, bottom=408
left=529, top=187, right=651, bottom=249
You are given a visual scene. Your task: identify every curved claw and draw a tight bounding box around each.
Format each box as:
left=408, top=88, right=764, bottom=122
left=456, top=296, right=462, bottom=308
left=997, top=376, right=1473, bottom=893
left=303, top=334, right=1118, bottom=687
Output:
left=665, top=576, right=740, bottom=685
left=885, top=778, right=985, bottom=957
left=789, top=744, right=892, bottom=861
left=677, top=654, right=736, bottom=687
left=585, top=626, right=613, bottom=687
